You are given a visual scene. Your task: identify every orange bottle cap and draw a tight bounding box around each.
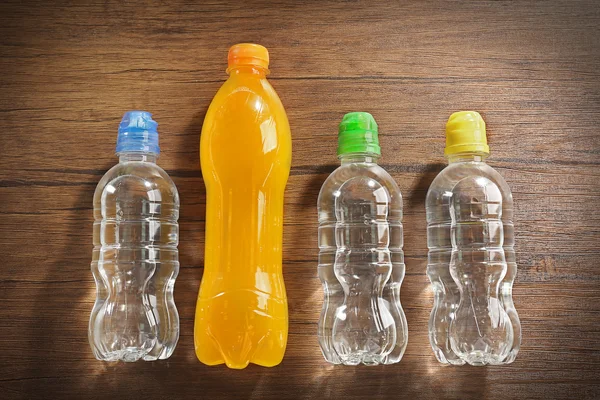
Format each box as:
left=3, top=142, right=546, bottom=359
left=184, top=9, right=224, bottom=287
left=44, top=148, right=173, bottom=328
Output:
left=227, top=43, right=269, bottom=71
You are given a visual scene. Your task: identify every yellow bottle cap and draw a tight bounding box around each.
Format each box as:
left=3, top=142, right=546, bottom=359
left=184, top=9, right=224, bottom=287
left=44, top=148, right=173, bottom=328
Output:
left=444, top=111, right=490, bottom=156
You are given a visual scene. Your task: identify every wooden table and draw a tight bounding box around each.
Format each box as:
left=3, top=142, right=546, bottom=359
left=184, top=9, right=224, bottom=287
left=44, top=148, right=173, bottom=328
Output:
left=1, top=1, right=599, bottom=399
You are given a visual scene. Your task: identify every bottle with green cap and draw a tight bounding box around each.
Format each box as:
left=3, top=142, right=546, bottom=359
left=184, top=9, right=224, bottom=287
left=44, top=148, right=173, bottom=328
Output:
left=317, top=112, right=408, bottom=366
left=426, top=111, right=521, bottom=366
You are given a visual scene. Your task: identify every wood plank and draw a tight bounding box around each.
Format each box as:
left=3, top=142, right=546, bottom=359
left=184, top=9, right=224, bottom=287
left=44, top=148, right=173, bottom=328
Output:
left=1, top=0, right=599, bottom=399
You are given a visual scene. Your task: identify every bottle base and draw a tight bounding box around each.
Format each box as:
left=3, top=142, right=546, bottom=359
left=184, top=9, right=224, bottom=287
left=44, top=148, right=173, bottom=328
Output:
left=197, top=357, right=284, bottom=369
left=432, top=348, right=466, bottom=366
left=97, top=348, right=149, bottom=363
left=336, top=352, right=395, bottom=366
left=460, top=351, right=505, bottom=366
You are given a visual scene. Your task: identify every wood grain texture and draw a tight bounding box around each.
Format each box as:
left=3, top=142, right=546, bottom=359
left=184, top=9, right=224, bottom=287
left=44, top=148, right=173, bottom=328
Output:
left=1, top=0, right=599, bottom=399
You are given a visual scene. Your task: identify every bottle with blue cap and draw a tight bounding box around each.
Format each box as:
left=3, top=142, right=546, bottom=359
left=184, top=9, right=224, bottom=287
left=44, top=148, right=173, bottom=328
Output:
left=317, top=112, right=408, bottom=365
left=426, top=111, right=521, bottom=366
left=89, top=111, right=180, bottom=362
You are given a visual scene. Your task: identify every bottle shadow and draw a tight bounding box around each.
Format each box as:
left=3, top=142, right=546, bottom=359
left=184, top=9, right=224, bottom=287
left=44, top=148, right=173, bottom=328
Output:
left=85, top=110, right=209, bottom=395
left=284, top=164, right=338, bottom=369
left=405, top=163, right=445, bottom=212
left=23, top=161, right=113, bottom=397
left=182, top=161, right=340, bottom=397
left=280, top=161, right=490, bottom=400
left=167, top=110, right=207, bottom=367
left=400, top=161, right=446, bottom=347
left=399, top=161, right=487, bottom=399
left=302, top=361, right=489, bottom=400
left=135, top=126, right=340, bottom=397
left=58, top=156, right=488, bottom=399
left=87, top=109, right=213, bottom=396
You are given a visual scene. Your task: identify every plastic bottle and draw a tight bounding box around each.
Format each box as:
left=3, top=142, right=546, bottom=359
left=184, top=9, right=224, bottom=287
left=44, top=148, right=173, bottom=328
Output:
left=89, top=111, right=180, bottom=362
left=194, top=44, right=291, bottom=369
left=426, top=111, right=521, bottom=366
left=317, top=112, right=408, bottom=366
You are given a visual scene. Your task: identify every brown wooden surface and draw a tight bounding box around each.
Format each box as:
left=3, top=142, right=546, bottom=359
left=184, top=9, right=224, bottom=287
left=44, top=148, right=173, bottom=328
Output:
left=1, top=1, right=600, bottom=399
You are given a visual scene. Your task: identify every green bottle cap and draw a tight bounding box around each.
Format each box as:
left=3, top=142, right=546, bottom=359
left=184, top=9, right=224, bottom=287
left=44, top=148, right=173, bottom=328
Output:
left=337, top=112, right=381, bottom=157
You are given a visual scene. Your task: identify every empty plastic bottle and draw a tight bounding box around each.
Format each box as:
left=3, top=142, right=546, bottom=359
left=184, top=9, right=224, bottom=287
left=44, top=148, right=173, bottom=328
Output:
left=317, top=112, right=408, bottom=366
left=89, top=111, right=180, bottom=362
left=426, top=111, right=521, bottom=366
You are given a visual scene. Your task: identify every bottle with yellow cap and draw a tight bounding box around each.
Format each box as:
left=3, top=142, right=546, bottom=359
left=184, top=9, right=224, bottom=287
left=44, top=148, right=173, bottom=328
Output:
left=426, top=111, right=521, bottom=366
left=194, top=44, right=291, bottom=369
left=317, top=112, right=408, bottom=365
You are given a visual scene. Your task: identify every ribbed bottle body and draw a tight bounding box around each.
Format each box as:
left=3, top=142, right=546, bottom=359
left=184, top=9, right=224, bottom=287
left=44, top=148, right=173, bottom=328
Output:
left=89, top=158, right=180, bottom=362
left=318, top=160, right=407, bottom=365
left=426, top=159, right=520, bottom=366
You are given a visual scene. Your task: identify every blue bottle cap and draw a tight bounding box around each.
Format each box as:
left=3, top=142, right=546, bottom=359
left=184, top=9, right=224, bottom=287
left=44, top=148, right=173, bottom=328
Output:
left=116, top=111, right=160, bottom=154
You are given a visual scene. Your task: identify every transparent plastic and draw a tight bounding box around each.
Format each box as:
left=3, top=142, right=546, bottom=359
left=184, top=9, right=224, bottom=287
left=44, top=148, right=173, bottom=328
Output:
left=426, top=153, right=521, bottom=366
left=89, top=153, right=180, bottom=362
left=318, top=154, right=408, bottom=366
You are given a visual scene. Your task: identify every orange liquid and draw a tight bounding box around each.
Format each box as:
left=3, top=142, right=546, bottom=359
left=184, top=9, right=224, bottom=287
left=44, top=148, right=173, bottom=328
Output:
left=195, top=66, right=291, bottom=369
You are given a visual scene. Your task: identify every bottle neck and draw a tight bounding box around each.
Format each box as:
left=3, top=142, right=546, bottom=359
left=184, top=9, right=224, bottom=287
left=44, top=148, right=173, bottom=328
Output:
left=118, top=152, right=157, bottom=163
left=227, top=65, right=268, bottom=78
left=339, top=153, right=380, bottom=165
left=447, top=152, right=488, bottom=164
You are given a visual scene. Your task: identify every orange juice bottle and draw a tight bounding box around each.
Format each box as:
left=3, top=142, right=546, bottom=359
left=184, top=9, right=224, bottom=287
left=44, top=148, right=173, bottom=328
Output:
left=195, top=44, right=291, bottom=369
